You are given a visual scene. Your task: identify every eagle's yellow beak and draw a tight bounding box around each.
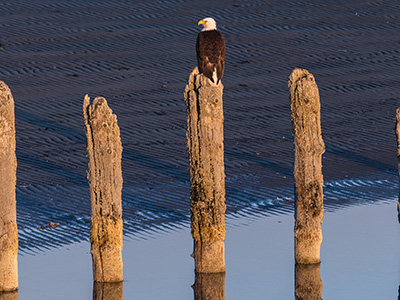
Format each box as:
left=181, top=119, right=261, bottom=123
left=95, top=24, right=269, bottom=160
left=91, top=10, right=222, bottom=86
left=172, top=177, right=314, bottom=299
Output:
left=198, top=20, right=206, bottom=25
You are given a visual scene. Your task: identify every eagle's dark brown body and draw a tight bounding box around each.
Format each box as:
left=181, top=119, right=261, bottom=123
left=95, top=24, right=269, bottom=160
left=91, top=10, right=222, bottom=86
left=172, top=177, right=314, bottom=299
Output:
left=196, top=29, right=225, bottom=85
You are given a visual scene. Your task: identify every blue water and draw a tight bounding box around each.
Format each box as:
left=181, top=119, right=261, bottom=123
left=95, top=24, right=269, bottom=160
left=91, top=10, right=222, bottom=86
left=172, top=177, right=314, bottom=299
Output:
left=0, top=0, right=399, bottom=298
left=1, top=0, right=397, bottom=252
left=18, top=201, right=399, bottom=299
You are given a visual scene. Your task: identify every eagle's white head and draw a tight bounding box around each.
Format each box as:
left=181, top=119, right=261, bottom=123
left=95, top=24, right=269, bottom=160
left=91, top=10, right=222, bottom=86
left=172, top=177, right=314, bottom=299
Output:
left=198, top=17, right=217, bottom=31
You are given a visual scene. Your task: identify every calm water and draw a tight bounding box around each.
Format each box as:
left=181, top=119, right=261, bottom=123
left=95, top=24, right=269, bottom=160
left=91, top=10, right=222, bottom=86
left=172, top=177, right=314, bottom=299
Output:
left=18, top=201, right=399, bottom=299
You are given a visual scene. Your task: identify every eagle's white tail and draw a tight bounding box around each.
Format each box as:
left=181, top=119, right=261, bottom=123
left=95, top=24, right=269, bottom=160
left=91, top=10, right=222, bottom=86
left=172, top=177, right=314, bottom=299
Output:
left=210, top=68, right=221, bottom=86
left=212, top=69, right=218, bottom=85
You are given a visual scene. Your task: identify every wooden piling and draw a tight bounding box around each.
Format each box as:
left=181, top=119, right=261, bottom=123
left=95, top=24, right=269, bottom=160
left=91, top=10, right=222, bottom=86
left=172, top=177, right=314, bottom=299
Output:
left=0, top=291, right=18, bottom=300
left=93, top=281, right=123, bottom=300
left=395, top=108, right=400, bottom=223
left=83, top=95, right=123, bottom=282
left=185, top=67, right=226, bottom=273
left=295, top=263, right=323, bottom=300
left=193, top=272, right=225, bottom=300
left=289, top=68, right=325, bottom=264
left=0, top=82, right=18, bottom=292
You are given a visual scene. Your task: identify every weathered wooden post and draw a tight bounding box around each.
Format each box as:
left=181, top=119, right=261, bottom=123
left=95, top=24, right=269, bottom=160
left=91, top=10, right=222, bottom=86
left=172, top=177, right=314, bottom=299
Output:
left=395, top=108, right=400, bottom=223
left=289, top=68, right=325, bottom=264
left=0, top=292, right=18, bottom=300
left=93, top=281, right=123, bottom=300
left=295, top=263, right=323, bottom=300
left=83, top=95, right=123, bottom=282
left=185, top=67, right=226, bottom=273
left=193, top=272, right=225, bottom=300
left=0, top=82, right=18, bottom=292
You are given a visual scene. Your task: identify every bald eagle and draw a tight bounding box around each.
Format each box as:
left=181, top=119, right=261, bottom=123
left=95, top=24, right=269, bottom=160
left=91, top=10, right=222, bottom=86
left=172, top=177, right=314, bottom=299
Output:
left=196, top=17, right=225, bottom=85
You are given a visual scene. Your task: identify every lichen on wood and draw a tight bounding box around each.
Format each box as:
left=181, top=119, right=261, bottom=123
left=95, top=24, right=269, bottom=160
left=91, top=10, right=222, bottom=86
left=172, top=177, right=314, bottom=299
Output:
left=289, top=68, right=325, bottom=264
left=83, top=95, right=123, bottom=282
left=185, top=67, right=226, bottom=273
left=0, top=81, right=18, bottom=292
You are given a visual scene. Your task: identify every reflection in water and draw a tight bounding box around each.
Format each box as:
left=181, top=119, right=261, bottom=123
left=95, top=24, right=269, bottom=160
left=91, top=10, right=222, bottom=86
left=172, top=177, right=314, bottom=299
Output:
left=0, top=291, right=18, bottom=300
left=295, top=263, right=323, bottom=300
left=93, top=281, right=123, bottom=300
left=193, top=272, right=225, bottom=300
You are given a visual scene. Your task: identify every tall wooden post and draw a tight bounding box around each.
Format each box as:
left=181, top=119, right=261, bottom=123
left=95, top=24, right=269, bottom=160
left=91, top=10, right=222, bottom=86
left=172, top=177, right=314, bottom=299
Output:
left=185, top=67, right=226, bottom=273
left=289, top=68, right=325, bottom=264
left=83, top=95, right=123, bottom=282
left=395, top=108, right=400, bottom=223
left=295, top=263, right=323, bottom=300
left=0, top=81, right=18, bottom=292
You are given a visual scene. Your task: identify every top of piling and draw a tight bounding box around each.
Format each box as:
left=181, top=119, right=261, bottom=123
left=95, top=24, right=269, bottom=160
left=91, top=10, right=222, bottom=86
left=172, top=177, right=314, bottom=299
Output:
left=0, top=81, right=13, bottom=107
left=185, top=67, right=224, bottom=94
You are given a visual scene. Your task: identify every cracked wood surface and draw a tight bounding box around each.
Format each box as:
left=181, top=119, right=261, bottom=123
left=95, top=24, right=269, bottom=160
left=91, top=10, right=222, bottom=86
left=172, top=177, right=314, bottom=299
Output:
left=0, top=81, right=18, bottom=292
left=185, top=68, right=226, bottom=273
left=289, top=69, right=325, bottom=264
left=83, top=95, right=123, bottom=282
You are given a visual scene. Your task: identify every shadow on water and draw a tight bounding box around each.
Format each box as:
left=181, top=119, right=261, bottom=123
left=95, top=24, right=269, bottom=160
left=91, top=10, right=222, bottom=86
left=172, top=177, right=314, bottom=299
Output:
left=16, top=150, right=87, bottom=185
left=295, top=263, right=323, bottom=300
left=0, top=291, right=18, bottom=300
left=325, top=144, right=395, bottom=174
left=15, top=108, right=85, bottom=144
left=93, top=281, right=123, bottom=300
left=225, top=148, right=293, bottom=177
left=123, top=148, right=189, bottom=183
left=192, top=272, right=225, bottom=300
